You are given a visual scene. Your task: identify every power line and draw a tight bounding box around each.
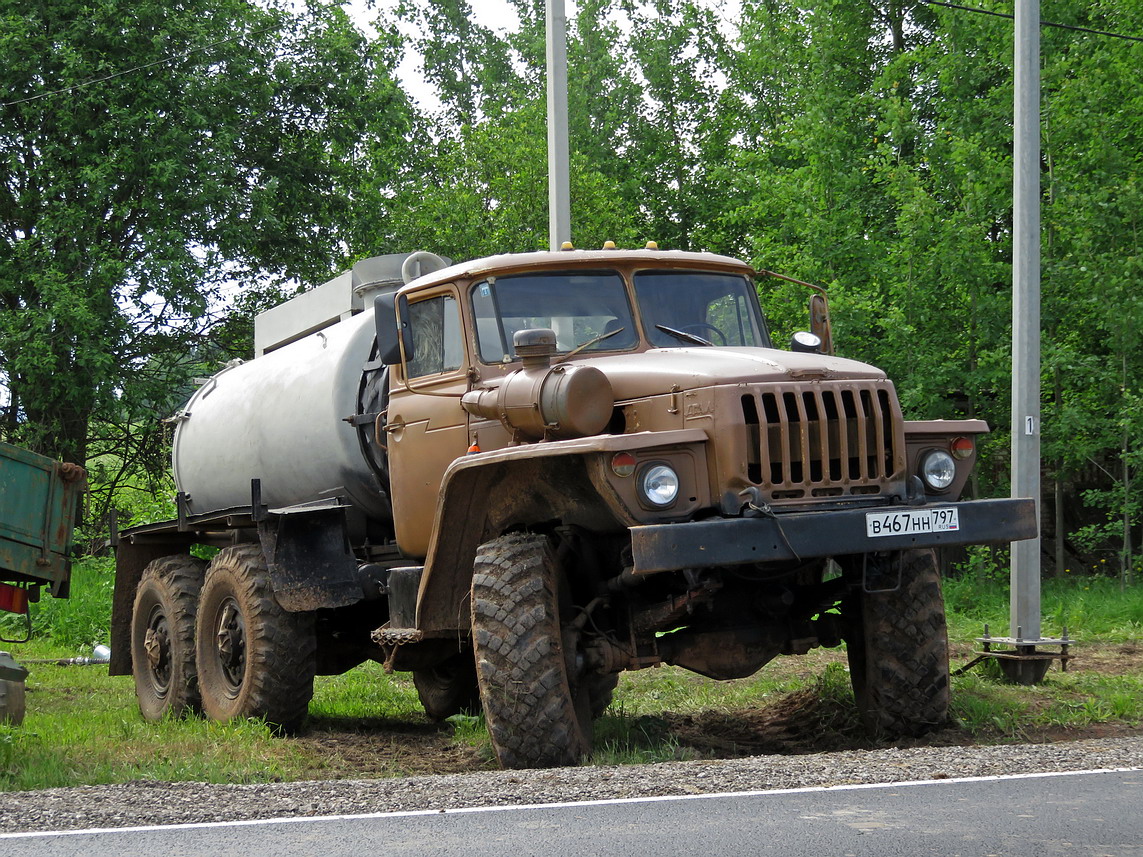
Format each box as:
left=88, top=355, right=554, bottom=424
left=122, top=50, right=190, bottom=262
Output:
left=922, top=1, right=1143, bottom=44
left=0, top=24, right=278, bottom=109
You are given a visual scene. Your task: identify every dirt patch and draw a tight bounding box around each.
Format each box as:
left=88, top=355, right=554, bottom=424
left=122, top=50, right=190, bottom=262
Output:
left=294, top=717, right=497, bottom=779
left=289, top=640, right=1140, bottom=778
left=1068, top=642, right=1143, bottom=676
left=659, top=687, right=868, bottom=757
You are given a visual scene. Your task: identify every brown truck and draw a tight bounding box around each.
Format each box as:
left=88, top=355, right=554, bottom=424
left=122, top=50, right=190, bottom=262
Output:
left=110, top=247, right=1036, bottom=768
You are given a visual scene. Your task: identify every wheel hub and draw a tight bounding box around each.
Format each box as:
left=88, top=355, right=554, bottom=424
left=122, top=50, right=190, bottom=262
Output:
left=143, top=611, right=171, bottom=693
left=214, top=598, right=247, bottom=691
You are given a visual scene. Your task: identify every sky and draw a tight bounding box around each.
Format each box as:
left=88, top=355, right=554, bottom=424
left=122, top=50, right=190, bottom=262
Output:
left=344, top=0, right=741, bottom=111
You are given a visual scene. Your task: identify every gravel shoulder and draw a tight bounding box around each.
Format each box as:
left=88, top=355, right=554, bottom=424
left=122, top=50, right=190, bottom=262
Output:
left=3, top=736, right=1142, bottom=835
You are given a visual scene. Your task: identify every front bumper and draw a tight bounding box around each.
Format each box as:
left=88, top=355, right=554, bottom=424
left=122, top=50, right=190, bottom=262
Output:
left=630, top=497, right=1037, bottom=574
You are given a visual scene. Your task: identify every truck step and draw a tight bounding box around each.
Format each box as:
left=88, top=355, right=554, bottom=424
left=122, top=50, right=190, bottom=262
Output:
left=371, top=626, right=424, bottom=646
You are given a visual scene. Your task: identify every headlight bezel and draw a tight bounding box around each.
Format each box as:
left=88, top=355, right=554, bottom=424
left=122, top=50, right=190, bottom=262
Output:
left=637, top=462, right=681, bottom=508
left=919, top=449, right=957, bottom=492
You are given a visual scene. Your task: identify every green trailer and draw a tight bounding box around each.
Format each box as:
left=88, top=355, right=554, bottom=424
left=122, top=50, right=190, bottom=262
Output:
left=0, top=440, right=85, bottom=724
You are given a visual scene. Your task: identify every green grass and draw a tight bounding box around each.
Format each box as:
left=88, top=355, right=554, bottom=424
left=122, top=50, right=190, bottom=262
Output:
left=0, top=637, right=316, bottom=790
left=943, top=574, right=1143, bottom=641
left=0, top=566, right=1139, bottom=790
left=0, top=556, right=115, bottom=652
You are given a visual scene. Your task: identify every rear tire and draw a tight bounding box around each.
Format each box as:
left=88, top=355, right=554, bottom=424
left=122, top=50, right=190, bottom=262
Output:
left=414, top=652, right=481, bottom=720
left=470, top=533, right=593, bottom=768
left=195, top=544, right=316, bottom=733
left=131, top=554, right=206, bottom=721
left=587, top=672, right=619, bottom=718
left=844, top=549, right=950, bottom=738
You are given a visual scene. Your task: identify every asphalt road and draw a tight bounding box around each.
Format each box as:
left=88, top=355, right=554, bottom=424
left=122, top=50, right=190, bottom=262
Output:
left=3, top=768, right=1140, bottom=857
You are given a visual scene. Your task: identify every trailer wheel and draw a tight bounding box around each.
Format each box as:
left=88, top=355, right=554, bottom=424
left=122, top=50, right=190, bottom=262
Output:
left=413, top=652, right=482, bottom=721
left=195, top=544, right=315, bottom=733
left=470, top=533, right=595, bottom=768
left=131, top=554, right=206, bottom=721
left=844, top=548, right=950, bottom=738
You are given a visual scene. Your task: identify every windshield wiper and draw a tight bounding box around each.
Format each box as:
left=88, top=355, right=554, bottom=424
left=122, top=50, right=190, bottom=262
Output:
left=560, top=326, right=626, bottom=360
left=655, top=324, right=712, bottom=346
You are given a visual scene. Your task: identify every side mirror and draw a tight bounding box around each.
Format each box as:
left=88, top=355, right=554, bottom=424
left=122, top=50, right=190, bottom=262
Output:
left=808, top=293, right=833, bottom=355
left=375, top=292, right=414, bottom=365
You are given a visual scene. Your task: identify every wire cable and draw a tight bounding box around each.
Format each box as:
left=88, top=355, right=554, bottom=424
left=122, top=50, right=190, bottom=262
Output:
left=1, top=24, right=278, bottom=109
left=922, top=1, right=1143, bottom=44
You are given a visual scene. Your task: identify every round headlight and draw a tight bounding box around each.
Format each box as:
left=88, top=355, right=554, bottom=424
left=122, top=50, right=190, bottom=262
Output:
left=920, top=450, right=956, bottom=491
left=639, top=464, right=680, bottom=507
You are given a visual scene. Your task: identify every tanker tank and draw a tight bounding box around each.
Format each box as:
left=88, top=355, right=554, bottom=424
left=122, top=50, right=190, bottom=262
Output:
left=170, top=253, right=448, bottom=536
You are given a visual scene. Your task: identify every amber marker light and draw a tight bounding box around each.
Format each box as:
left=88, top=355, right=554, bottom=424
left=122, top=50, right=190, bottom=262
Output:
left=611, top=452, right=637, bottom=477
left=951, top=436, right=974, bottom=460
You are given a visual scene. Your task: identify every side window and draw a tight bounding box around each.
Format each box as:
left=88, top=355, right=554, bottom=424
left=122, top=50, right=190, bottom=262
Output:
left=406, top=294, right=463, bottom=378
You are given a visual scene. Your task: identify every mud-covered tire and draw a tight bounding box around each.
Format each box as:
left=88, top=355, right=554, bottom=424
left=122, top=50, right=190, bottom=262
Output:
left=471, top=533, right=592, bottom=769
left=844, top=548, right=950, bottom=738
left=195, top=544, right=316, bottom=733
left=131, top=554, right=206, bottom=721
left=414, top=652, right=482, bottom=721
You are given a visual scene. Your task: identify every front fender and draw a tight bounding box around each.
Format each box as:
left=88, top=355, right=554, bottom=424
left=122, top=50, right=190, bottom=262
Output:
left=414, top=429, right=709, bottom=634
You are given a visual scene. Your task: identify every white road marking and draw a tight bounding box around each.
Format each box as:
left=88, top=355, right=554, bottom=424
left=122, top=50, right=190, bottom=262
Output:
left=2, top=766, right=1139, bottom=840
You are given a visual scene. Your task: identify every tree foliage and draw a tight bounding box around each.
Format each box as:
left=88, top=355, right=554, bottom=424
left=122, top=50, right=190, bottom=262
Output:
left=8, top=0, right=1143, bottom=574
left=0, top=0, right=411, bottom=528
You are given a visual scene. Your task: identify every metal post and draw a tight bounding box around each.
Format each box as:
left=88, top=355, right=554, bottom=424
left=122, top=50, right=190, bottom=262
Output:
left=1011, top=0, right=1042, bottom=644
left=545, top=0, right=572, bottom=251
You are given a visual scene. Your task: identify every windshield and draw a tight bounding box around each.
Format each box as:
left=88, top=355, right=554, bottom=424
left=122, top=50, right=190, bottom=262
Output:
left=471, top=271, right=638, bottom=362
left=469, top=268, right=770, bottom=363
left=634, top=271, right=770, bottom=348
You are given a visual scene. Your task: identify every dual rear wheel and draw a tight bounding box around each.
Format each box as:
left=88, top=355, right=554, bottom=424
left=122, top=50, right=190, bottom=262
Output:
left=130, top=545, right=315, bottom=732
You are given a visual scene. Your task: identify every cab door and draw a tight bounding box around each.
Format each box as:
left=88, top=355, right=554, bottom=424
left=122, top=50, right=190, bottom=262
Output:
left=385, top=287, right=470, bottom=558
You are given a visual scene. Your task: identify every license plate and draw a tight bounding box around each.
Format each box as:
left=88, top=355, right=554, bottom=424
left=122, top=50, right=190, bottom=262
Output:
left=866, top=507, right=960, bottom=538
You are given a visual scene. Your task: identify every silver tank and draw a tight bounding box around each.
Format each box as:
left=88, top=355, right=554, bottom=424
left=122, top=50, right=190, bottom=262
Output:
left=172, top=309, right=384, bottom=519
left=171, top=253, right=446, bottom=523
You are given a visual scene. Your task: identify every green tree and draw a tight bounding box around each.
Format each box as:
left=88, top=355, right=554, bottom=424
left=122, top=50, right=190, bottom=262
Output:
left=0, top=0, right=411, bottom=474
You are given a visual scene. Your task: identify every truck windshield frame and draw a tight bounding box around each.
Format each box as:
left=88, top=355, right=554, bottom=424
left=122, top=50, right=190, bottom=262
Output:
left=470, top=268, right=771, bottom=363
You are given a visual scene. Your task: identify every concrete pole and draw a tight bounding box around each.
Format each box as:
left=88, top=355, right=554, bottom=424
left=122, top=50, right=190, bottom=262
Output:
left=1011, top=0, right=1042, bottom=643
left=546, top=0, right=572, bottom=251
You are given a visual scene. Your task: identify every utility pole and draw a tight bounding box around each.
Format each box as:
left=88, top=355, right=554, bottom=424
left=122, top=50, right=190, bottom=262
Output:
left=1010, top=0, right=1041, bottom=646
left=545, top=0, right=572, bottom=251
left=989, top=0, right=1071, bottom=684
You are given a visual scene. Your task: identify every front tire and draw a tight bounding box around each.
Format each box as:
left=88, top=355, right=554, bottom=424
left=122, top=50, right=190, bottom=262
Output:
left=195, top=544, right=316, bottom=733
left=131, top=554, right=206, bottom=721
left=470, top=533, right=593, bottom=768
left=844, top=548, right=950, bottom=738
